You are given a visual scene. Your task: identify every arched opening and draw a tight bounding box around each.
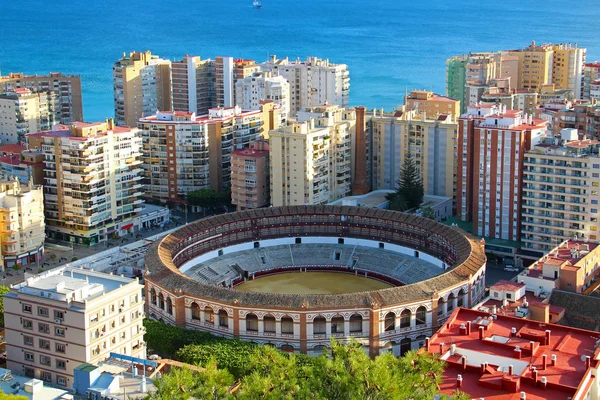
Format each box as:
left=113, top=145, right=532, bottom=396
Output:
left=166, top=297, right=173, bottom=315
left=437, top=298, right=446, bottom=316
left=158, top=293, right=165, bottom=310
left=349, top=314, right=363, bottom=333
left=313, top=316, right=326, bottom=335
left=400, top=309, right=411, bottom=329
left=191, top=302, right=201, bottom=320
left=246, top=313, right=258, bottom=332
left=150, top=289, right=157, bottom=305
left=313, top=345, right=327, bottom=356
left=204, top=306, right=214, bottom=324
left=384, top=312, right=396, bottom=332
left=281, top=316, right=294, bottom=335
left=331, top=315, right=344, bottom=334
left=415, top=335, right=427, bottom=349
left=447, top=293, right=456, bottom=313
left=416, top=306, right=427, bottom=325
left=218, top=310, right=229, bottom=328
left=280, top=344, right=294, bottom=353
left=400, top=337, right=412, bottom=356
left=264, top=315, right=276, bottom=333
left=457, top=289, right=466, bottom=308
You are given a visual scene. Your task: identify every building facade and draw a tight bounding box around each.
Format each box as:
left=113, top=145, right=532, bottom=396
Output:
left=0, top=89, right=60, bottom=144
left=369, top=108, right=457, bottom=199
left=0, top=150, right=44, bottom=186
left=235, top=72, right=290, bottom=122
left=262, top=55, right=350, bottom=116
left=138, top=103, right=279, bottom=202
left=404, top=90, right=461, bottom=119
left=456, top=104, right=546, bottom=241
left=269, top=105, right=355, bottom=206
left=27, top=120, right=144, bottom=245
left=0, top=180, right=44, bottom=269
left=0, top=72, right=83, bottom=123
left=584, top=62, right=600, bottom=100
left=522, top=129, right=600, bottom=256
left=231, top=140, right=270, bottom=211
left=113, top=51, right=172, bottom=127
left=4, top=267, right=145, bottom=388
left=171, top=55, right=216, bottom=115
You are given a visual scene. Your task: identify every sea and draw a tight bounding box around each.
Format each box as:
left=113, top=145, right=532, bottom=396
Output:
left=1, top=0, right=599, bottom=121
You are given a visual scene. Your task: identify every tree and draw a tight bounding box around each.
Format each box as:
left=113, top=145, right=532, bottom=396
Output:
left=149, top=363, right=235, bottom=400
left=187, top=189, right=231, bottom=214
left=0, top=393, right=28, bottom=400
left=0, top=285, right=10, bottom=326
left=387, top=151, right=424, bottom=212
left=421, top=206, right=436, bottom=220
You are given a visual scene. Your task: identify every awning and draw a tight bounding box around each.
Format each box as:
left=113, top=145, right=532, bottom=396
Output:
left=121, top=223, right=134, bottom=230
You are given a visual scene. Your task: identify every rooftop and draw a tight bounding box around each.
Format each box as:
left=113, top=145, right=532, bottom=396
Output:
left=0, top=144, right=26, bottom=155
left=0, top=368, right=71, bottom=400
left=428, top=308, right=600, bottom=400
left=492, top=280, right=525, bottom=292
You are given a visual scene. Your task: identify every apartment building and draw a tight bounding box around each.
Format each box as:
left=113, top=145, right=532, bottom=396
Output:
left=583, top=62, right=600, bottom=100
left=456, top=104, right=546, bottom=241
left=26, top=120, right=144, bottom=246
left=369, top=108, right=457, bottom=199
left=0, top=150, right=44, bottom=186
left=518, top=239, right=600, bottom=295
left=4, top=266, right=145, bottom=388
left=235, top=72, right=290, bottom=122
left=404, top=90, right=460, bottom=118
left=269, top=105, right=355, bottom=206
left=113, top=51, right=172, bottom=127
left=215, top=57, right=260, bottom=108
left=262, top=55, right=350, bottom=115
left=0, top=72, right=83, bottom=123
left=522, top=129, right=600, bottom=256
left=138, top=102, right=279, bottom=202
left=0, top=180, right=44, bottom=269
left=231, top=140, right=270, bottom=211
left=0, top=88, right=60, bottom=143
left=171, top=55, right=215, bottom=115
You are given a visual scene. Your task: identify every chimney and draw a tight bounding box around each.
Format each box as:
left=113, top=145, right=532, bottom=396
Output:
left=542, top=354, right=547, bottom=370
left=540, top=376, right=547, bottom=390
left=457, top=374, right=463, bottom=389
left=550, top=354, right=556, bottom=367
left=481, top=363, right=486, bottom=373
left=520, top=392, right=526, bottom=400
left=545, top=330, right=551, bottom=345
left=425, top=337, right=430, bottom=352
left=529, top=341, right=535, bottom=354
left=514, top=346, right=522, bottom=359
left=461, top=356, right=467, bottom=371
left=466, top=321, right=471, bottom=335
left=450, top=344, right=457, bottom=355
left=459, top=324, right=467, bottom=335
left=532, top=367, right=538, bottom=381
left=586, top=356, right=591, bottom=368
left=508, top=365, right=514, bottom=376
left=440, top=342, right=445, bottom=355
left=479, top=326, right=485, bottom=340
left=511, top=327, right=517, bottom=337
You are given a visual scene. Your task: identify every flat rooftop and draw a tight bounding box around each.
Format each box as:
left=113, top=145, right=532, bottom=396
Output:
left=327, top=190, right=393, bottom=208
left=428, top=308, right=600, bottom=400
left=0, top=368, right=71, bottom=400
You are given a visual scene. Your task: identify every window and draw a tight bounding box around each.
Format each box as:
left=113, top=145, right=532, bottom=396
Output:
left=38, top=307, right=48, bottom=317
left=55, top=343, right=66, bottom=353
left=23, top=335, right=33, bottom=346
left=506, top=293, right=512, bottom=299
left=41, top=372, right=51, bottom=383
left=23, top=319, right=32, bottom=330
left=593, top=200, right=598, bottom=205
left=90, top=313, right=99, bottom=323
left=24, top=352, right=34, bottom=361
left=22, top=304, right=32, bottom=313
left=38, top=323, right=50, bottom=334
left=55, top=327, right=65, bottom=337
left=592, top=209, right=598, bottom=214
left=56, top=375, right=67, bottom=387
left=54, top=311, right=64, bottom=320
left=56, top=359, right=66, bottom=370
left=40, top=355, right=51, bottom=366
left=39, top=339, right=50, bottom=350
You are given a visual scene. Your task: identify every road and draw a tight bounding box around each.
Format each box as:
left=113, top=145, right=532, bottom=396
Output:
left=484, top=262, right=521, bottom=287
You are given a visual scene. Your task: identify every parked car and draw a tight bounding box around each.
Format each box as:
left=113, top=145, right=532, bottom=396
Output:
left=504, top=266, right=519, bottom=272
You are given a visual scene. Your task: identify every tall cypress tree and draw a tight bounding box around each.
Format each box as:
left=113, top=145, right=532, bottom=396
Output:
left=387, top=151, right=424, bottom=211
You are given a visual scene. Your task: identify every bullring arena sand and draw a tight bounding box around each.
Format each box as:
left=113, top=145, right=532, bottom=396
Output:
left=234, top=271, right=394, bottom=294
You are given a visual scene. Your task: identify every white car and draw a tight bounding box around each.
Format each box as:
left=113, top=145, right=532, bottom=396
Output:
left=504, top=266, right=519, bottom=272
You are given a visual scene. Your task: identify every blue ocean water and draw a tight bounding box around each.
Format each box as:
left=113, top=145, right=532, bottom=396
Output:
left=1, top=0, right=599, bottom=121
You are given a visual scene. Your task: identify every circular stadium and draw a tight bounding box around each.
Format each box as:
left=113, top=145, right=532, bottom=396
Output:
left=145, top=205, right=486, bottom=356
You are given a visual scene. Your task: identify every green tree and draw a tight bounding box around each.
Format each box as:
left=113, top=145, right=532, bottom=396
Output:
left=421, top=206, right=436, bottom=220
left=0, top=285, right=10, bottom=326
left=0, top=393, right=28, bottom=400
left=187, top=189, right=231, bottom=214
left=149, top=363, right=235, bottom=400
left=387, top=151, right=424, bottom=211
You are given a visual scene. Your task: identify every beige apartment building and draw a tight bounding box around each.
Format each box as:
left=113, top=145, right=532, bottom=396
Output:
left=27, top=120, right=144, bottom=246
left=522, top=129, right=600, bottom=256
left=404, top=89, right=460, bottom=118
left=215, top=57, right=260, bottom=108
left=370, top=108, right=457, bottom=199
left=113, top=51, right=172, bottom=127
left=0, top=72, right=83, bottom=123
left=4, top=266, right=145, bottom=388
left=262, top=56, right=350, bottom=116
left=171, top=55, right=215, bottom=115
left=231, top=140, right=270, bottom=211
left=0, top=180, right=44, bottom=269
left=269, top=105, right=355, bottom=206
left=0, top=88, right=60, bottom=144
left=138, top=102, right=279, bottom=202
left=583, top=62, right=600, bottom=100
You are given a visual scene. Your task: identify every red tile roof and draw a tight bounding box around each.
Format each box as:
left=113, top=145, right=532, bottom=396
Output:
left=0, top=144, right=25, bottom=156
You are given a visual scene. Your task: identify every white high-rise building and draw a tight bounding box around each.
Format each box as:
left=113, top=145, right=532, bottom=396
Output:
left=235, top=72, right=290, bottom=123
left=261, top=56, right=350, bottom=116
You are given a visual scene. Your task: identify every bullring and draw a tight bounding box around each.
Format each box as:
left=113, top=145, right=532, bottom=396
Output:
left=144, top=205, right=486, bottom=356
